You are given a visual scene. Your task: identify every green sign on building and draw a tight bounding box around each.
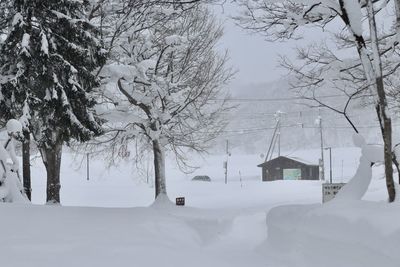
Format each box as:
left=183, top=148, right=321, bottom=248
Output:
left=283, top=168, right=301, bottom=180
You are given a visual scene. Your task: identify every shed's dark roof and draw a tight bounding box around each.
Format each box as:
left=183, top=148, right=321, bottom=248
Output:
left=257, top=156, right=319, bottom=168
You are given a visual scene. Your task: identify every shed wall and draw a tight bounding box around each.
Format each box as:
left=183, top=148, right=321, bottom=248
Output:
left=261, top=157, right=319, bottom=181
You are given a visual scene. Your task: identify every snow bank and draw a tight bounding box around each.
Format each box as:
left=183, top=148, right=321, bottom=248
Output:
left=0, top=203, right=267, bottom=267
left=262, top=135, right=398, bottom=267
left=334, top=134, right=383, bottom=201
left=2, top=171, right=29, bottom=203
left=264, top=200, right=400, bottom=267
left=2, top=146, right=396, bottom=267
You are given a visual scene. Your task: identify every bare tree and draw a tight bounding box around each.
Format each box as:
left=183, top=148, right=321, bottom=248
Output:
left=235, top=0, right=400, bottom=201
left=88, top=5, right=233, bottom=200
left=87, top=0, right=207, bottom=77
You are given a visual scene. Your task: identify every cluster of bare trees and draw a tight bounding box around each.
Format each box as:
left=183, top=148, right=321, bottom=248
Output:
left=0, top=0, right=232, bottom=203
left=235, top=0, right=400, bottom=201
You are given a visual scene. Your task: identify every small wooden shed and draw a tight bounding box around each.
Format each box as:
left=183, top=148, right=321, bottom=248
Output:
left=258, top=156, right=319, bottom=182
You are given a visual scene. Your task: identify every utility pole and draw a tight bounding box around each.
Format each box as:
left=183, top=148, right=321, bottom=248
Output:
left=329, top=148, right=332, bottom=184
left=324, top=147, right=332, bottom=184
left=318, top=113, right=325, bottom=181
left=225, top=140, right=229, bottom=184
left=278, top=122, right=281, bottom=157
left=265, top=111, right=283, bottom=162
left=341, top=160, right=344, bottom=182
left=265, top=120, right=280, bottom=162
left=86, top=153, right=90, bottom=181
left=276, top=111, right=282, bottom=157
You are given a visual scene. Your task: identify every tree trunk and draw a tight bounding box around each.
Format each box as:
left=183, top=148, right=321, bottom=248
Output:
left=383, top=116, right=395, bottom=202
left=376, top=77, right=396, bottom=202
left=42, top=141, right=63, bottom=203
left=394, top=0, right=400, bottom=33
left=392, top=0, right=400, bottom=187
left=365, top=0, right=395, bottom=202
left=22, top=130, right=31, bottom=201
left=153, top=139, right=166, bottom=198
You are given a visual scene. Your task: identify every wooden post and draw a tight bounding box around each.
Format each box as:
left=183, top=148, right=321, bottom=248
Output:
left=86, top=153, right=90, bottom=181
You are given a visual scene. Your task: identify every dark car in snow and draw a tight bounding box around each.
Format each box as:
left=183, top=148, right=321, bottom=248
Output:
left=192, top=175, right=211, bottom=182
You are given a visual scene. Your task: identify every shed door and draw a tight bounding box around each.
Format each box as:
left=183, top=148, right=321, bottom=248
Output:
left=283, top=169, right=301, bottom=180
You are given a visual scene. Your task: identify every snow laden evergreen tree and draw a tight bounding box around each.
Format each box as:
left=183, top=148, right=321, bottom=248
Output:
left=0, top=0, right=106, bottom=203
left=96, top=6, right=232, bottom=201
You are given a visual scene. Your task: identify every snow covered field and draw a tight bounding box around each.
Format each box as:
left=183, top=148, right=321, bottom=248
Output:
left=1, top=147, right=398, bottom=267
left=28, top=146, right=389, bottom=207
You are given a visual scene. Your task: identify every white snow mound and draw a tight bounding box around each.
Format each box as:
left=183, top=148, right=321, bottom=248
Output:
left=264, top=200, right=400, bottom=267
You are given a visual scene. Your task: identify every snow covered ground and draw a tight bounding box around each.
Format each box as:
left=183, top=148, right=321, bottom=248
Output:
left=1, top=146, right=398, bottom=267
left=27, top=146, right=389, bottom=207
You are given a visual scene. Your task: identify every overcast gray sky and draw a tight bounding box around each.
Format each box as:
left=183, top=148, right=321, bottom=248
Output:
left=213, top=3, right=330, bottom=91
left=213, top=3, right=296, bottom=89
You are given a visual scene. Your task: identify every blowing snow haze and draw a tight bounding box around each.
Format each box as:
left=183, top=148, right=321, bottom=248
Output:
left=0, top=1, right=399, bottom=267
left=215, top=78, right=389, bottom=155
left=212, top=3, right=391, bottom=155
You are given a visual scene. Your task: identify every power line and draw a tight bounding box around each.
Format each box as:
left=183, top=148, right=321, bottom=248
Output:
left=218, top=123, right=400, bottom=135
left=223, top=106, right=376, bottom=118
left=227, top=110, right=373, bottom=121
left=212, top=94, right=347, bottom=102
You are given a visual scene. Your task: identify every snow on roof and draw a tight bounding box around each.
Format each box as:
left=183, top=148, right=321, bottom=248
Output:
left=258, top=155, right=319, bottom=167
left=286, top=156, right=318, bottom=166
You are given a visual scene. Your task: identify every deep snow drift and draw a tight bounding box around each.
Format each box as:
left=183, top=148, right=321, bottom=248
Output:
left=263, top=134, right=400, bottom=267
left=1, top=144, right=399, bottom=267
left=0, top=202, right=269, bottom=267
left=1, top=180, right=398, bottom=267
left=265, top=201, right=400, bottom=267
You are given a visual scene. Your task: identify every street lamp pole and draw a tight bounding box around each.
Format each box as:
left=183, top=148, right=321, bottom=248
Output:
left=324, top=147, right=332, bottom=184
